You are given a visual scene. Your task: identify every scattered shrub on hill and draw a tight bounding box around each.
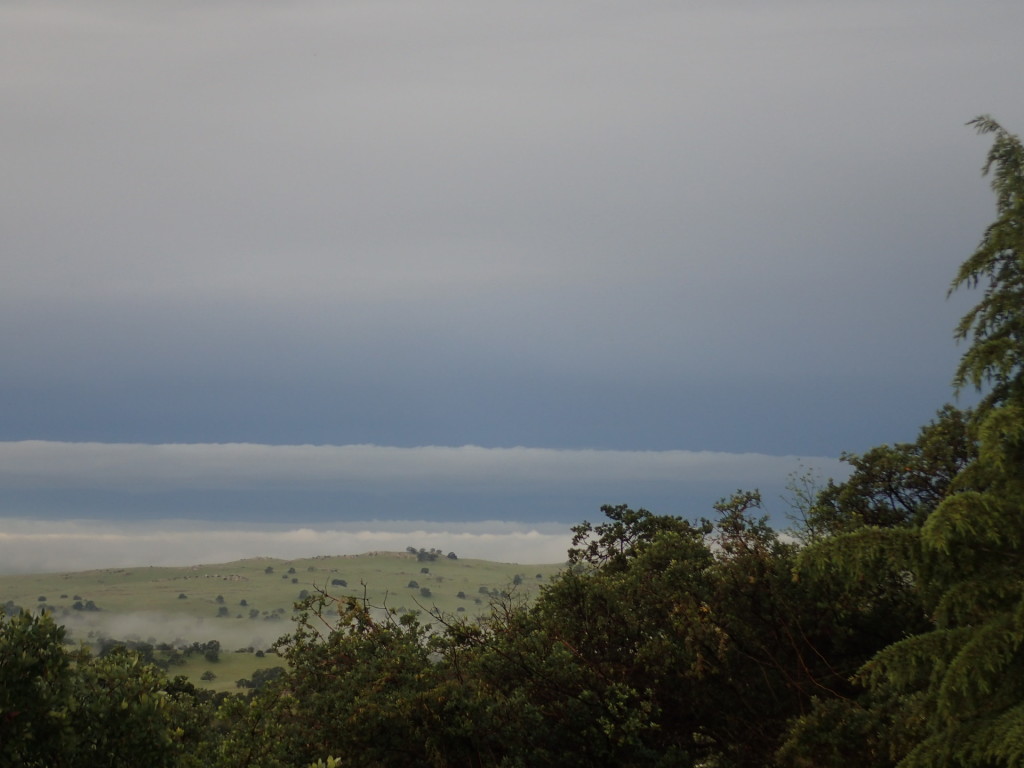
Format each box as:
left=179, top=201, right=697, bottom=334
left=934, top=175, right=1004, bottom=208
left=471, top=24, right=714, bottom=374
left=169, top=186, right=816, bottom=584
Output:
left=235, top=665, right=285, bottom=693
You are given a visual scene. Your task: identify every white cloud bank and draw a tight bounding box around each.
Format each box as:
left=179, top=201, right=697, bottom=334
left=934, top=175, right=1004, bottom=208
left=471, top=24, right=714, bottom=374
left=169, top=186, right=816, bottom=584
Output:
left=0, top=441, right=842, bottom=492
left=0, top=518, right=574, bottom=574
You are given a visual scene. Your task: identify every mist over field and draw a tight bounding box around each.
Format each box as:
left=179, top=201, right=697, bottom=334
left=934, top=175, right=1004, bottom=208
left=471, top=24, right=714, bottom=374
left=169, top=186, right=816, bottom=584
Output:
left=59, top=609, right=283, bottom=652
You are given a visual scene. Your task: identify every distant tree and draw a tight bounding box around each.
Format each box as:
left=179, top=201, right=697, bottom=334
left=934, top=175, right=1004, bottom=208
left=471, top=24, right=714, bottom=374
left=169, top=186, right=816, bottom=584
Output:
left=203, top=641, right=221, bottom=663
left=200, top=670, right=216, bottom=681
left=447, top=552, right=458, bottom=560
left=264, top=566, right=274, bottom=574
left=178, top=593, right=187, bottom=599
left=420, top=567, right=430, bottom=574
left=215, top=595, right=225, bottom=604
left=239, top=598, right=248, bottom=606
left=418, top=587, right=432, bottom=598
left=234, top=666, right=285, bottom=693
left=407, top=580, right=419, bottom=589
left=216, top=606, right=229, bottom=618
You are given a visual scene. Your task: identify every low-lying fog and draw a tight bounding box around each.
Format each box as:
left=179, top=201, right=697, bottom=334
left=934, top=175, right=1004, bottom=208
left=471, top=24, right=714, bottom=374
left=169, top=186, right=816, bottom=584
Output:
left=58, top=608, right=285, bottom=652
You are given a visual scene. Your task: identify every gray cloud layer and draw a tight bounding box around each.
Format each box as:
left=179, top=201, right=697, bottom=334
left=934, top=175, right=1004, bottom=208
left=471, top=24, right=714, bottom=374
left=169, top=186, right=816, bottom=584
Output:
left=4, top=1, right=1020, bottom=459
left=0, top=441, right=840, bottom=492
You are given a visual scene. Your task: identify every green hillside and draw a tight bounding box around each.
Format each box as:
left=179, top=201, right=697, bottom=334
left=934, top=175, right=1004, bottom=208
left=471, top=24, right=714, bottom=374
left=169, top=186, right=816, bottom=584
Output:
left=0, top=551, right=565, bottom=691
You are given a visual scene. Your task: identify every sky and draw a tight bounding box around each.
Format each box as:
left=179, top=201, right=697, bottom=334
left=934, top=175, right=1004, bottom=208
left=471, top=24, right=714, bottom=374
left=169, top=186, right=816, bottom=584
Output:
left=2, top=1, right=1023, bottom=571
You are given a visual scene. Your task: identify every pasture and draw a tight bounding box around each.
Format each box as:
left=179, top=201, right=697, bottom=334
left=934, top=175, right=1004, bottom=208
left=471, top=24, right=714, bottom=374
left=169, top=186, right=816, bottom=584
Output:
left=0, top=551, right=565, bottom=690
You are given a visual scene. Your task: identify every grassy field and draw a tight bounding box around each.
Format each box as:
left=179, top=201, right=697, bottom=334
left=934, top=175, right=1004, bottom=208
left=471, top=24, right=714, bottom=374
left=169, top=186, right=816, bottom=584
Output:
left=0, top=551, right=565, bottom=691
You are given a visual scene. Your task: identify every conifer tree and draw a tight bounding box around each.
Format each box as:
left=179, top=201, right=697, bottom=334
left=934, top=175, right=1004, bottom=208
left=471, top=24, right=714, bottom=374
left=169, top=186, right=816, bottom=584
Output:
left=790, top=117, right=1024, bottom=768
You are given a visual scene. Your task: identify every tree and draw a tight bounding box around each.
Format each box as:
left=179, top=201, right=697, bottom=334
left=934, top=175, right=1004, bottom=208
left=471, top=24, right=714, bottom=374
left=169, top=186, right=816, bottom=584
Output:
left=458, top=499, right=905, bottom=767
left=220, top=594, right=482, bottom=768
left=803, top=404, right=975, bottom=538
left=0, top=608, right=73, bottom=766
left=951, top=116, right=1024, bottom=410
left=0, top=608, right=216, bottom=767
left=876, top=116, right=1024, bottom=767
left=786, top=117, right=1024, bottom=768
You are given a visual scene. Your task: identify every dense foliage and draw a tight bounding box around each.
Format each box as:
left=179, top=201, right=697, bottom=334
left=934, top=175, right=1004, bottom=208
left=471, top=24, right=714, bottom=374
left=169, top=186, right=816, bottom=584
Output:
left=2, top=117, right=1021, bottom=766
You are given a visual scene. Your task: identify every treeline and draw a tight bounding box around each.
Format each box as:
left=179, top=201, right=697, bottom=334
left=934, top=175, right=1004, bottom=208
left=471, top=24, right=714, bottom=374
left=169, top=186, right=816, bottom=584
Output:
left=3, top=116, right=1024, bottom=767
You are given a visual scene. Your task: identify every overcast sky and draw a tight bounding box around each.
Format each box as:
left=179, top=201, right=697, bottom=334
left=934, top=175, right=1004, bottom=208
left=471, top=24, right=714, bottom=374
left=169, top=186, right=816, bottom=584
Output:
left=2, top=1, right=1022, bottom=569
